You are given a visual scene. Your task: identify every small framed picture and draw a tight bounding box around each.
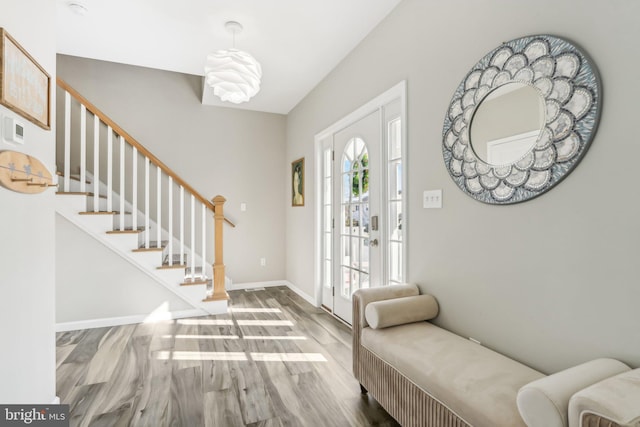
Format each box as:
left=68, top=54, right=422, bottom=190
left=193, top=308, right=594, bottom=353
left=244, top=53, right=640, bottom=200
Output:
left=292, top=157, right=304, bottom=207
left=0, top=28, right=51, bottom=130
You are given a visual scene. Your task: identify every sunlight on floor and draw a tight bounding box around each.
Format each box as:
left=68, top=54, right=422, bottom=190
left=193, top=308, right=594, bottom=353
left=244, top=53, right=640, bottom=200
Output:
left=163, top=334, right=241, bottom=340
left=177, top=319, right=234, bottom=326
left=236, top=320, right=294, bottom=326
left=142, top=302, right=171, bottom=323
left=156, top=351, right=327, bottom=362
left=244, top=336, right=307, bottom=341
left=164, top=334, right=307, bottom=341
left=176, top=318, right=294, bottom=326
left=228, top=308, right=282, bottom=313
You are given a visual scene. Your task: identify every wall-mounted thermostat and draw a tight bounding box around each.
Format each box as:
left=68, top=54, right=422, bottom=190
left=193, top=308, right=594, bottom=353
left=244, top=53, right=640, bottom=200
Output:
left=4, top=116, right=25, bottom=144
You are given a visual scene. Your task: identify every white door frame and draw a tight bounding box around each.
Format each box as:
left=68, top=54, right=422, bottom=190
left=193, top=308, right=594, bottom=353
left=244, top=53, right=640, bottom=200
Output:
left=313, top=81, right=407, bottom=314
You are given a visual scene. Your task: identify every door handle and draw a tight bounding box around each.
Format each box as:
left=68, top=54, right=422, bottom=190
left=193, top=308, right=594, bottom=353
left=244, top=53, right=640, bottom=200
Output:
left=369, top=238, right=378, bottom=247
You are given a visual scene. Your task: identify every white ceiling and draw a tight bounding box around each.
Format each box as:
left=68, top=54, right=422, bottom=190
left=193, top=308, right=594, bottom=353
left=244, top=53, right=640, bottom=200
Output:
left=56, top=0, right=402, bottom=114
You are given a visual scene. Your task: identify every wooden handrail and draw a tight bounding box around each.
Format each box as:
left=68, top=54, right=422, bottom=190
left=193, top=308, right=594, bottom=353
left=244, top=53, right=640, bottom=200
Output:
left=57, top=78, right=236, bottom=228
left=58, top=77, right=216, bottom=209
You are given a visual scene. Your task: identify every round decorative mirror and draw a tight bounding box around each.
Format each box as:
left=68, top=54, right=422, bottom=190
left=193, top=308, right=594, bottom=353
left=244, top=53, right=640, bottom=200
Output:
left=442, top=35, right=601, bottom=204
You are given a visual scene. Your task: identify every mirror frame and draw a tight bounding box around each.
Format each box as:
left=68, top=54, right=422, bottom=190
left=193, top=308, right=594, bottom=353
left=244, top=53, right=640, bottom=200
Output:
left=442, top=35, right=601, bottom=204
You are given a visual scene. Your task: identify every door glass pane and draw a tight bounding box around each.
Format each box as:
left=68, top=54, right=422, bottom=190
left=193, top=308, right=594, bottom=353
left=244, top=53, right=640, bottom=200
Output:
left=386, top=116, right=404, bottom=285
left=341, top=266, right=351, bottom=297
left=350, top=236, right=360, bottom=272
left=389, top=242, right=402, bottom=283
left=360, top=237, right=369, bottom=274
left=361, top=204, right=370, bottom=239
left=345, top=269, right=359, bottom=298
left=349, top=204, right=360, bottom=232
left=341, top=236, right=351, bottom=268
left=361, top=272, right=370, bottom=290
left=389, top=201, right=402, bottom=241
left=389, top=118, right=401, bottom=160
left=342, top=173, right=351, bottom=203
left=389, top=160, right=402, bottom=200
left=340, top=137, right=369, bottom=300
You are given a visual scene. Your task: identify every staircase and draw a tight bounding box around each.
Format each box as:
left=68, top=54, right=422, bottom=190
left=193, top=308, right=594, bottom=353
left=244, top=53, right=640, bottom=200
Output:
left=55, top=78, right=232, bottom=316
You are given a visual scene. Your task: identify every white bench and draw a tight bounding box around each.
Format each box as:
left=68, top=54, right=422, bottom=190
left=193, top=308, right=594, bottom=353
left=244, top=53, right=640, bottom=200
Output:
left=352, top=284, right=637, bottom=427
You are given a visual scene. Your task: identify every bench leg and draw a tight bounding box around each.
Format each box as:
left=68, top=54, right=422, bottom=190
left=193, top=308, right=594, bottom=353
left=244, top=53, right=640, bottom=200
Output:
left=360, top=384, right=368, bottom=394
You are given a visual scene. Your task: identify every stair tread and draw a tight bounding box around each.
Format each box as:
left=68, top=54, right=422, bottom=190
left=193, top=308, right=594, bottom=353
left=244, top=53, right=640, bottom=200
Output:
left=79, top=211, right=117, bottom=215
left=79, top=211, right=134, bottom=216
left=157, top=264, right=187, bottom=270
left=107, top=227, right=145, bottom=234
left=181, top=278, right=209, bottom=286
left=134, top=240, right=168, bottom=251
left=132, top=246, right=164, bottom=252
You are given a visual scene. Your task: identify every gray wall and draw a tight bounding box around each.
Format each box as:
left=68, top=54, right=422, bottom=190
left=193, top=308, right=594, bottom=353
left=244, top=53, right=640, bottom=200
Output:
left=0, top=1, right=57, bottom=403
left=56, top=215, right=193, bottom=323
left=286, top=0, right=640, bottom=373
left=57, top=55, right=287, bottom=284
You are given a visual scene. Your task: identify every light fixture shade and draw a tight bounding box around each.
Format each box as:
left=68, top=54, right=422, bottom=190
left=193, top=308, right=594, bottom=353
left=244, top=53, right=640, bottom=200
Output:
left=204, top=49, right=262, bottom=104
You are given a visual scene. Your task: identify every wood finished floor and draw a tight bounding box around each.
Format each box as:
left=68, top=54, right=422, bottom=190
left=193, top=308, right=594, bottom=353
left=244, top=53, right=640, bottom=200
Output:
left=56, top=286, right=400, bottom=427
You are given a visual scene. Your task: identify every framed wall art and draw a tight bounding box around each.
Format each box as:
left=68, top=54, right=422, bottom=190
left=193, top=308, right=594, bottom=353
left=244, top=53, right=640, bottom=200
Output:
left=292, top=157, right=305, bottom=207
left=0, top=28, right=51, bottom=130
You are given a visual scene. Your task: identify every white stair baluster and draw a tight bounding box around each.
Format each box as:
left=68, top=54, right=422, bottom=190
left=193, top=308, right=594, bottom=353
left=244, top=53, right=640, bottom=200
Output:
left=93, top=115, right=99, bottom=212
left=144, top=157, right=150, bottom=248
left=119, top=136, right=125, bottom=229
left=191, top=194, right=195, bottom=278
left=180, top=186, right=184, bottom=266
left=79, top=105, right=86, bottom=193
left=132, top=147, right=138, bottom=231
left=202, top=203, right=207, bottom=279
left=64, top=92, right=71, bottom=191
left=157, top=166, right=162, bottom=249
left=168, top=177, right=173, bottom=266
left=107, top=127, right=113, bottom=212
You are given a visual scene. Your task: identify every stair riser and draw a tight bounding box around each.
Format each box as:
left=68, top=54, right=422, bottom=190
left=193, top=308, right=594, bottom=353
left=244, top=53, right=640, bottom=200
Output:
left=103, top=233, right=140, bottom=253
left=56, top=175, right=227, bottom=315
left=130, top=250, right=165, bottom=270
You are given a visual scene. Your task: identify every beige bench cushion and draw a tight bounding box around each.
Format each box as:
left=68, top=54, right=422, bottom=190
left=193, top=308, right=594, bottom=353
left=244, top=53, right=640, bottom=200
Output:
left=361, top=322, right=544, bottom=427
left=365, top=294, right=439, bottom=329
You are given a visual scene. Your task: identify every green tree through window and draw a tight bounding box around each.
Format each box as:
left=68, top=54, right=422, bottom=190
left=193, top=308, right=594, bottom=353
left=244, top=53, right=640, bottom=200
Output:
left=352, top=153, right=369, bottom=197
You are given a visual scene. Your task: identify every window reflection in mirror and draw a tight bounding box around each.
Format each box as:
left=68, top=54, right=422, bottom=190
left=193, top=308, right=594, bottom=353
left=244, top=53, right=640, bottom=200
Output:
left=470, top=83, right=545, bottom=166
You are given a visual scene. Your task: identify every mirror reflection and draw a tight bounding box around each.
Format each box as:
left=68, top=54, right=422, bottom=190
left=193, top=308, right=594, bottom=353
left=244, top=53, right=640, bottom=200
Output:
left=470, top=83, right=545, bottom=166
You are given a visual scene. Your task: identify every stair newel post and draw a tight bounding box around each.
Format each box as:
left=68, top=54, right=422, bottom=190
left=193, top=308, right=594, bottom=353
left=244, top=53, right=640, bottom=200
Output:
left=205, top=195, right=230, bottom=302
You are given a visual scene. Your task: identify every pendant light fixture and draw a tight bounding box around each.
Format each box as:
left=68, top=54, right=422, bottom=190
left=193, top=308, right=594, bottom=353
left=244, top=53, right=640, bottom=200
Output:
left=204, top=21, right=262, bottom=104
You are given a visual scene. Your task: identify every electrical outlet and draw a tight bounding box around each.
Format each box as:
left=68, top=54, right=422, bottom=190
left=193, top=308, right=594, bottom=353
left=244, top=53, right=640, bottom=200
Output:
left=423, top=190, right=442, bottom=209
left=260, top=258, right=266, bottom=267
left=240, top=203, right=247, bottom=212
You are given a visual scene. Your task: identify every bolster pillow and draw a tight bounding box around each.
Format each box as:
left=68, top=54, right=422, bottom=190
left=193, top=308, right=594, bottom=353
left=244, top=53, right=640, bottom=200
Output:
left=517, top=358, right=631, bottom=427
left=364, top=294, right=439, bottom=329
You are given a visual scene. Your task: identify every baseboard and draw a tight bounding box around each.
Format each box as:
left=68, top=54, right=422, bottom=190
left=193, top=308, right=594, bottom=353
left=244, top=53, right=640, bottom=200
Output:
left=284, top=281, right=317, bottom=306
left=55, top=308, right=207, bottom=332
left=228, top=280, right=288, bottom=291
left=229, top=280, right=317, bottom=307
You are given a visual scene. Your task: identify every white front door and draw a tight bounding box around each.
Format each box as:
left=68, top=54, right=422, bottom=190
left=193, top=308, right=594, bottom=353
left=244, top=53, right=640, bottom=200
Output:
left=316, top=81, right=407, bottom=326
left=332, top=110, right=381, bottom=324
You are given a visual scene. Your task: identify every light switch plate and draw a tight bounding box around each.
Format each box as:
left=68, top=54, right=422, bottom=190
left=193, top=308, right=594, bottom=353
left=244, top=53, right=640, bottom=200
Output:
left=423, top=190, right=442, bottom=209
left=240, top=203, right=247, bottom=212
